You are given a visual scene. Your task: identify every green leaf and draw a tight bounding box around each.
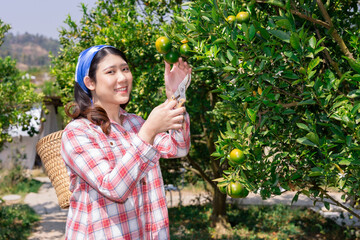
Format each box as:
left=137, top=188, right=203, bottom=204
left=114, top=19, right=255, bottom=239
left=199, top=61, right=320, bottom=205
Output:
left=211, top=152, right=221, bottom=158
left=351, top=103, right=360, bottom=114
left=213, top=177, right=225, bottom=182
left=242, top=23, right=249, bottom=41
left=249, top=24, right=256, bottom=41
left=308, top=57, right=320, bottom=72
left=193, top=66, right=213, bottom=71
left=186, top=23, right=196, bottom=31
left=347, top=89, right=360, bottom=99
left=324, top=201, right=330, bottom=210
left=268, top=0, right=285, bottom=7
left=309, top=36, right=316, bottom=49
left=291, top=192, right=299, bottom=204
left=223, top=66, right=237, bottom=71
left=345, top=135, right=352, bottom=146
left=296, top=123, right=311, bottom=132
left=246, top=108, right=257, bottom=124
left=226, top=121, right=232, bottom=133
left=344, top=56, right=360, bottom=73
left=258, top=27, right=270, bottom=40
left=290, top=32, right=300, bottom=50
left=308, top=171, right=322, bottom=177
left=291, top=173, right=302, bottom=180
left=217, top=181, right=229, bottom=187
left=228, top=40, right=236, bottom=50
left=268, top=29, right=290, bottom=43
left=338, top=159, right=351, bottom=166
left=226, top=50, right=235, bottom=62
left=175, top=16, right=187, bottom=23
left=201, top=15, right=211, bottom=22
left=306, top=132, right=320, bottom=145
left=314, top=46, right=326, bottom=55
left=338, top=179, right=346, bottom=189
left=276, top=19, right=292, bottom=31
left=298, top=99, right=316, bottom=105
left=296, top=137, right=317, bottom=147
left=213, top=38, right=226, bottom=45
left=330, top=124, right=345, bottom=139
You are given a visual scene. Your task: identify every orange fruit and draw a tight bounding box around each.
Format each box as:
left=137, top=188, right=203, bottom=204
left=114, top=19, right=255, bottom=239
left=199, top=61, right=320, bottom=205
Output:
left=226, top=15, right=236, bottom=23
left=227, top=181, right=249, bottom=198
left=180, top=43, right=192, bottom=58
left=155, top=36, right=172, bottom=54
left=164, top=49, right=180, bottom=64
left=236, top=11, right=250, bottom=23
left=229, top=148, right=245, bottom=164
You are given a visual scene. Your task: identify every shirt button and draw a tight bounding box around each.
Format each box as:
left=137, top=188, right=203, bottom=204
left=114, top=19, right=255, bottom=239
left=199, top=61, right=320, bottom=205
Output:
left=109, top=140, right=116, bottom=147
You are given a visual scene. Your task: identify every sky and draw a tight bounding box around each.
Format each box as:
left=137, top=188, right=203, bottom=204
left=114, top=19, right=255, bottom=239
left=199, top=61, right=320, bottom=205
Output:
left=0, top=0, right=98, bottom=39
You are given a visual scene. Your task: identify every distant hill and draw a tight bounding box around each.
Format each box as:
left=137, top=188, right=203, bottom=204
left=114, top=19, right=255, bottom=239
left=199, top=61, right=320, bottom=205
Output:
left=0, top=32, right=60, bottom=70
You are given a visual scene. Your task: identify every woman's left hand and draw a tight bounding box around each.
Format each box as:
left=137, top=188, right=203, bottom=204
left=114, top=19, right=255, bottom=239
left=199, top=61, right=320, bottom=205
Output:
left=165, top=58, right=192, bottom=99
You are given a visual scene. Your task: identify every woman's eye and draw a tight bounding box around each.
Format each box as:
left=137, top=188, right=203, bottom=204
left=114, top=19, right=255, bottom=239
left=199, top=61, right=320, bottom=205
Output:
left=107, top=70, right=115, bottom=74
left=122, top=67, right=130, bottom=72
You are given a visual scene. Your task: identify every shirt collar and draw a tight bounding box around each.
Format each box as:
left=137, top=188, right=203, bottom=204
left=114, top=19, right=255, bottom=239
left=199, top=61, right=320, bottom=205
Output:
left=119, top=107, right=128, bottom=116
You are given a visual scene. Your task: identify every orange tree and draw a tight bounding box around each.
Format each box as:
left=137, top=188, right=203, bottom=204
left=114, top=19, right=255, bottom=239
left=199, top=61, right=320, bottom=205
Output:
left=163, top=0, right=360, bottom=226
left=0, top=19, right=43, bottom=150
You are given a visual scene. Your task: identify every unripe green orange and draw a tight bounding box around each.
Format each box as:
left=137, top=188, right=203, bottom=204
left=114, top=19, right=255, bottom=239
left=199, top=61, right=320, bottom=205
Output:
left=229, top=148, right=245, bottom=164
left=236, top=11, right=250, bottom=23
left=155, top=36, right=171, bottom=54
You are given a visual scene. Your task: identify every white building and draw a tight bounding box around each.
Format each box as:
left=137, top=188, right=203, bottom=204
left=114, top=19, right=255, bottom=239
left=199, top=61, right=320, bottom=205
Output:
left=0, top=97, right=63, bottom=169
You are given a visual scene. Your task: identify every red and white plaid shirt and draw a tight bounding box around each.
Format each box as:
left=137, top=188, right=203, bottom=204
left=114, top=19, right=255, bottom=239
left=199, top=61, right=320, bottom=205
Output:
left=61, top=107, right=190, bottom=240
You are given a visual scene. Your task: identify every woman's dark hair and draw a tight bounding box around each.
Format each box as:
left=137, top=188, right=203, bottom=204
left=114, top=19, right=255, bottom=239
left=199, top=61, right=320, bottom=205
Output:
left=65, top=47, right=129, bottom=135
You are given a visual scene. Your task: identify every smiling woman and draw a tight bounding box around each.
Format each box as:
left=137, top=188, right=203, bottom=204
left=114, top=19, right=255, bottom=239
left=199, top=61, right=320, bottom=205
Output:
left=61, top=45, right=192, bottom=239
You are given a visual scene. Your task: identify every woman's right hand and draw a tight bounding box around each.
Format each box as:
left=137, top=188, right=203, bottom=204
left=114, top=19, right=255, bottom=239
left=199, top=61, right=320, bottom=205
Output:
left=138, top=99, right=186, bottom=144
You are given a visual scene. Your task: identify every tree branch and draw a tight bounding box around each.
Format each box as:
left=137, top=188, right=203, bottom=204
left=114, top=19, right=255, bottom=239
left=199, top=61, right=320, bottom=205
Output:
left=255, top=0, right=330, bottom=29
left=314, top=26, right=342, bottom=78
left=319, top=188, right=360, bottom=221
left=316, top=0, right=354, bottom=60
left=272, top=85, right=302, bottom=100
left=185, top=155, right=217, bottom=189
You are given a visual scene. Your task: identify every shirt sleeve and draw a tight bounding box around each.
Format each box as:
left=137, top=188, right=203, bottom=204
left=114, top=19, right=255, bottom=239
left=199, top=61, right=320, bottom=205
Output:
left=153, top=112, right=191, bottom=159
left=61, top=121, right=161, bottom=203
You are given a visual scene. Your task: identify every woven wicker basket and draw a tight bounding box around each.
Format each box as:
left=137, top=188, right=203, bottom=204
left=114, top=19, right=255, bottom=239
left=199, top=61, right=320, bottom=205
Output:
left=36, top=130, right=71, bottom=209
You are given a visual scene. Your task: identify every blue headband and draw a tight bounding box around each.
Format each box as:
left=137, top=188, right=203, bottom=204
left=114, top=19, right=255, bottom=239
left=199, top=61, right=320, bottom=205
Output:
left=75, top=45, right=114, bottom=97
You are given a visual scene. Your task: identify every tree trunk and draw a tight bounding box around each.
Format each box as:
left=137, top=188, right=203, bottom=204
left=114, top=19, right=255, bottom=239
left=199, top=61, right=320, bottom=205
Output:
left=210, top=187, right=232, bottom=238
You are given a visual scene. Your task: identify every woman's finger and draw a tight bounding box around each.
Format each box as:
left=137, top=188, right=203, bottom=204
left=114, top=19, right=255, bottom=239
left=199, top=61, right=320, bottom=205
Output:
left=172, top=115, right=184, bottom=124
left=166, top=98, right=178, bottom=109
left=171, top=123, right=184, bottom=131
left=165, top=60, right=171, bottom=76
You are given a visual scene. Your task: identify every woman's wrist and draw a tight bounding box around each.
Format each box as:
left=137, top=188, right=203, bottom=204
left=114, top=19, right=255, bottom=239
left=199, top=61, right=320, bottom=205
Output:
left=138, top=122, right=156, bottom=145
left=166, top=88, right=174, bottom=99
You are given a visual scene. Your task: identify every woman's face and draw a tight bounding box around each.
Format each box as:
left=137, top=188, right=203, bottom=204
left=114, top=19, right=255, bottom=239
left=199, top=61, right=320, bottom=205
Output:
left=90, top=53, right=133, bottom=108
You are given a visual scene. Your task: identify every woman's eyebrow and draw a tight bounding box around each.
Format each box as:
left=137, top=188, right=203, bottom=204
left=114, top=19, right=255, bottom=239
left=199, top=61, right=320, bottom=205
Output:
left=103, top=63, right=128, bottom=71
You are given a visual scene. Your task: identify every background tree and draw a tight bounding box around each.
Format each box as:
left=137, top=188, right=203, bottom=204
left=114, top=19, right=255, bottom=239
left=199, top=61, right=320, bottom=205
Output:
left=0, top=19, right=43, bottom=151
left=163, top=0, right=360, bottom=230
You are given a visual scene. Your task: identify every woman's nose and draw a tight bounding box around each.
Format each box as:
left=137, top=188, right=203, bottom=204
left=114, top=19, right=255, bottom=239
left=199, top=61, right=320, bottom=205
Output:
left=117, top=71, right=126, bottom=82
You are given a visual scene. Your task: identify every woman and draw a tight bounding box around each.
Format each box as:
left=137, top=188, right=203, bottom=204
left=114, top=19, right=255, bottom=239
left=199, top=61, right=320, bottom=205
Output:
left=61, top=45, right=191, bottom=239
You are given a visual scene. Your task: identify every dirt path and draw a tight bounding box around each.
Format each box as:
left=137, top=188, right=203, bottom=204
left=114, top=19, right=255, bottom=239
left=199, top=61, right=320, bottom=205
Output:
left=24, top=177, right=67, bottom=240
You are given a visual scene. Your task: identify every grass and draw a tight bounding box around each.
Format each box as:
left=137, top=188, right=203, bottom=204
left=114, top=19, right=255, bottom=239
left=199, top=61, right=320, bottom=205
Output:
left=169, top=204, right=360, bottom=240
left=0, top=166, right=43, bottom=198
left=0, top=203, right=39, bottom=240
left=0, top=165, right=42, bottom=239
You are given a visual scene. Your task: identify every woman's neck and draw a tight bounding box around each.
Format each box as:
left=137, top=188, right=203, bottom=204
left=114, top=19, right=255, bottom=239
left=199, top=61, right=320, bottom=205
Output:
left=95, top=102, right=121, bottom=124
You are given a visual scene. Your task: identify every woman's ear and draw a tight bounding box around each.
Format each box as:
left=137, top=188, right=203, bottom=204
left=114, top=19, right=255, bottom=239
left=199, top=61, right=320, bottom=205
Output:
left=84, top=76, right=95, bottom=91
